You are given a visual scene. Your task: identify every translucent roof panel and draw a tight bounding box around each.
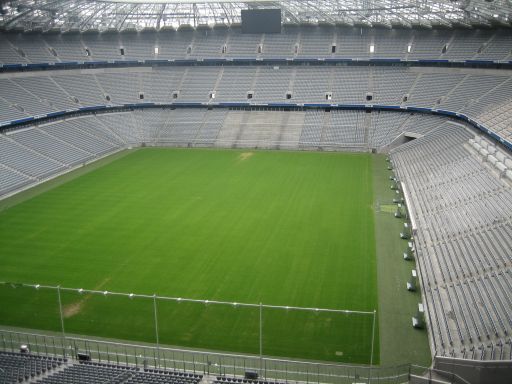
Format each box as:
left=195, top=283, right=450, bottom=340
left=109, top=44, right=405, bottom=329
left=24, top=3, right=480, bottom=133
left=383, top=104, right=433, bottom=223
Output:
left=0, top=0, right=511, bottom=31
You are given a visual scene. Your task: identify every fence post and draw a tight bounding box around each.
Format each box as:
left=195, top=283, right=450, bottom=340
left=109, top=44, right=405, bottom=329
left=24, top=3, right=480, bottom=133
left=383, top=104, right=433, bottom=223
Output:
left=57, top=285, right=66, bottom=357
left=73, top=340, right=77, bottom=360
left=153, top=294, right=160, bottom=368
left=369, top=309, right=376, bottom=383
left=31, top=334, right=37, bottom=356
left=259, top=302, right=263, bottom=369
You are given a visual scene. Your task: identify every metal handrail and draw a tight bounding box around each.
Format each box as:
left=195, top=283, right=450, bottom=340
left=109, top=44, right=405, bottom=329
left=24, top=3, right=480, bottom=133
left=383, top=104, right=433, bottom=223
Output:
left=410, top=364, right=472, bottom=384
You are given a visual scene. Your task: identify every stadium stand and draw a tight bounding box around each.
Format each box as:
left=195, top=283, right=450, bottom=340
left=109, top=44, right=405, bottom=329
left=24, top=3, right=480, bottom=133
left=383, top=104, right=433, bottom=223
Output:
left=33, top=361, right=202, bottom=384
left=1, top=64, right=512, bottom=144
left=390, top=123, right=512, bottom=360
left=0, top=133, right=64, bottom=178
left=0, top=27, right=511, bottom=64
left=0, top=352, right=203, bottom=384
left=0, top=351, right=65, bottom=383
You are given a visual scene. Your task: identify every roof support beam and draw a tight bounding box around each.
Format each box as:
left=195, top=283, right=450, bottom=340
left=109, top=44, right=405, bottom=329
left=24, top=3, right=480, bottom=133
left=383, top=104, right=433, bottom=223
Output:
left=1, top=0, right=511, bottom=31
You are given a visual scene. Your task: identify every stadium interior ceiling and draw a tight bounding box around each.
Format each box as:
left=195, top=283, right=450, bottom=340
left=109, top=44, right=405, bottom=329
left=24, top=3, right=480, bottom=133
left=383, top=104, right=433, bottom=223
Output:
left=0, top=0, right=511, bottom=31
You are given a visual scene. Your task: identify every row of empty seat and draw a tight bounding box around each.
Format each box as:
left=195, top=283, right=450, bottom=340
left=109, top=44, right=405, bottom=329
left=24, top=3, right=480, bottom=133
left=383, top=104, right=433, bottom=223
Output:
left=0, top=114, right=126, bottom=196
left=390, top=123, right=512, bottom=360
left=0, top=27, right=511, bottom=64
left=0, top=66, right=511, bottom=142
left=0, top=351, right=301, bottom=384
left=0, top=351, right=65, bottom=383
left=215, top=376, right=282, bottom=384
left=0, top=351, right=204, bottom=384
left=35, top=361, right=202, bottom=384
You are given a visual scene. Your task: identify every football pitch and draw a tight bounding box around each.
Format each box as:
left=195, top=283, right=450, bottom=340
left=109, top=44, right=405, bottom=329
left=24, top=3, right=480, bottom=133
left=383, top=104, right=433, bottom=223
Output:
left=0, top=148, right=379, bottom=364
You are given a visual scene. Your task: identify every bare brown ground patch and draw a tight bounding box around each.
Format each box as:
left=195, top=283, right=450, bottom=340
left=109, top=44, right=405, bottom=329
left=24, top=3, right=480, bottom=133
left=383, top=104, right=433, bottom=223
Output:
left=238, top=152, right=254, bottom=161
left=63, top=302, right=83, bottom=318
left=62, top=277, right=111, bottom=319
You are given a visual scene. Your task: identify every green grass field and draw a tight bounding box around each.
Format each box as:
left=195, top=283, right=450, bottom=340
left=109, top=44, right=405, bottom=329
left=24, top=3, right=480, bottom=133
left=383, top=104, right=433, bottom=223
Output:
left=0, top=148, right=379, bottom=364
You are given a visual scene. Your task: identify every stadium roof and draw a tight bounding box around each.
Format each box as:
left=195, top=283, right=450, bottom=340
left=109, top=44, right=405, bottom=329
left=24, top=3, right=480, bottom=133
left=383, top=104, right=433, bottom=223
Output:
left=0, top=0, right=511, bottom=31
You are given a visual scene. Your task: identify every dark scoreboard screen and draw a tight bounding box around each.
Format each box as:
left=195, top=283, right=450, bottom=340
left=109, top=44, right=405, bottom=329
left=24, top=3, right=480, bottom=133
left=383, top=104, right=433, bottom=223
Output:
left=241, top=9, right=281, bottom=34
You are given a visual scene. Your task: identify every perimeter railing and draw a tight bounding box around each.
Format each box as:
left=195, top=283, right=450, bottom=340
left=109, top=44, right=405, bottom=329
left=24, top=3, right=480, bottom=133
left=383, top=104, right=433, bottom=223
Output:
left=0, top=328, right=414, bottom=384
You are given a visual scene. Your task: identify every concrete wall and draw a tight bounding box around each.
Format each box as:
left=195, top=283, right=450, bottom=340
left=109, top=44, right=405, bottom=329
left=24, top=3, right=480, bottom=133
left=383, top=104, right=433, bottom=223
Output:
left=434, top=356, right=512, bottom=384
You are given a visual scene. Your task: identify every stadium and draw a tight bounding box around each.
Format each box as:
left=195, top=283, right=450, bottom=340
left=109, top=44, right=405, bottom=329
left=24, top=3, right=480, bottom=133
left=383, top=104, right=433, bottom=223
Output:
left=0, top=0, right=511, bottom=382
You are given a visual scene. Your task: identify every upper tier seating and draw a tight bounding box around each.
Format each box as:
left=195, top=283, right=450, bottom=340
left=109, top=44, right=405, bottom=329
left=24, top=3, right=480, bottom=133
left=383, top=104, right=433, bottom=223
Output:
left=0, top=27, right=511, bottom=64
